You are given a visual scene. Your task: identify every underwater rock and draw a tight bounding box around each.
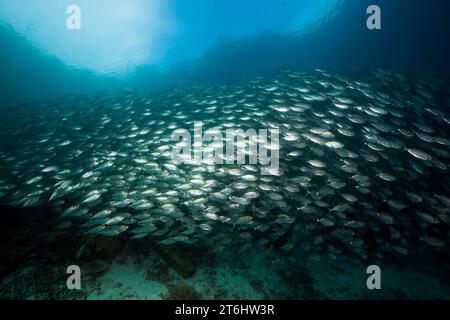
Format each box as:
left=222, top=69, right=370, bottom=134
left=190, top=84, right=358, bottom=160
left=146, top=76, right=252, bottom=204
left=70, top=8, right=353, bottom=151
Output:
left=77, top=235, right=124, bottom=261
left=145, top=260, right=170, bottom=282
left=277, top=264, right=320, bottom=299
left=154, top=246, right=196, bottom=279
left=249, top=279, right=263, bottom=293
left=161, top=284, right=199, bottom=300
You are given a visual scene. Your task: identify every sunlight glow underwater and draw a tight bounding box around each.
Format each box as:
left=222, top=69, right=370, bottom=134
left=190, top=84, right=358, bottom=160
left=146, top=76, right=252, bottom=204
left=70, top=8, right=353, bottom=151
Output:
left=0, top=0, right=343, bottom=76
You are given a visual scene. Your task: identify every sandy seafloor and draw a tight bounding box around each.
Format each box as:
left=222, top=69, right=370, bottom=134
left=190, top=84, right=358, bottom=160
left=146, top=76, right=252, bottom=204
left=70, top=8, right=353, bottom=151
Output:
left=83, top=249, right=450, bottom=300
left=0, top=220, right=449, bottom=300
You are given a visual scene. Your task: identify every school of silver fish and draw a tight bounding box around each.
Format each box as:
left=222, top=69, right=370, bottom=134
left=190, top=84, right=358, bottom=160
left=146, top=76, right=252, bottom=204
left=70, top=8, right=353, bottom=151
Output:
left=0, top=68, right=449, bottom=261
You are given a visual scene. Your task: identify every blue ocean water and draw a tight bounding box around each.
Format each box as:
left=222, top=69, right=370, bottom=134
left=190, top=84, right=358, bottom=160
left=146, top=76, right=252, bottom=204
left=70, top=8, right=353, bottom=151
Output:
left=0, top=1, right=449, bottom=300
left=0, top=0, right=449, bottom=103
